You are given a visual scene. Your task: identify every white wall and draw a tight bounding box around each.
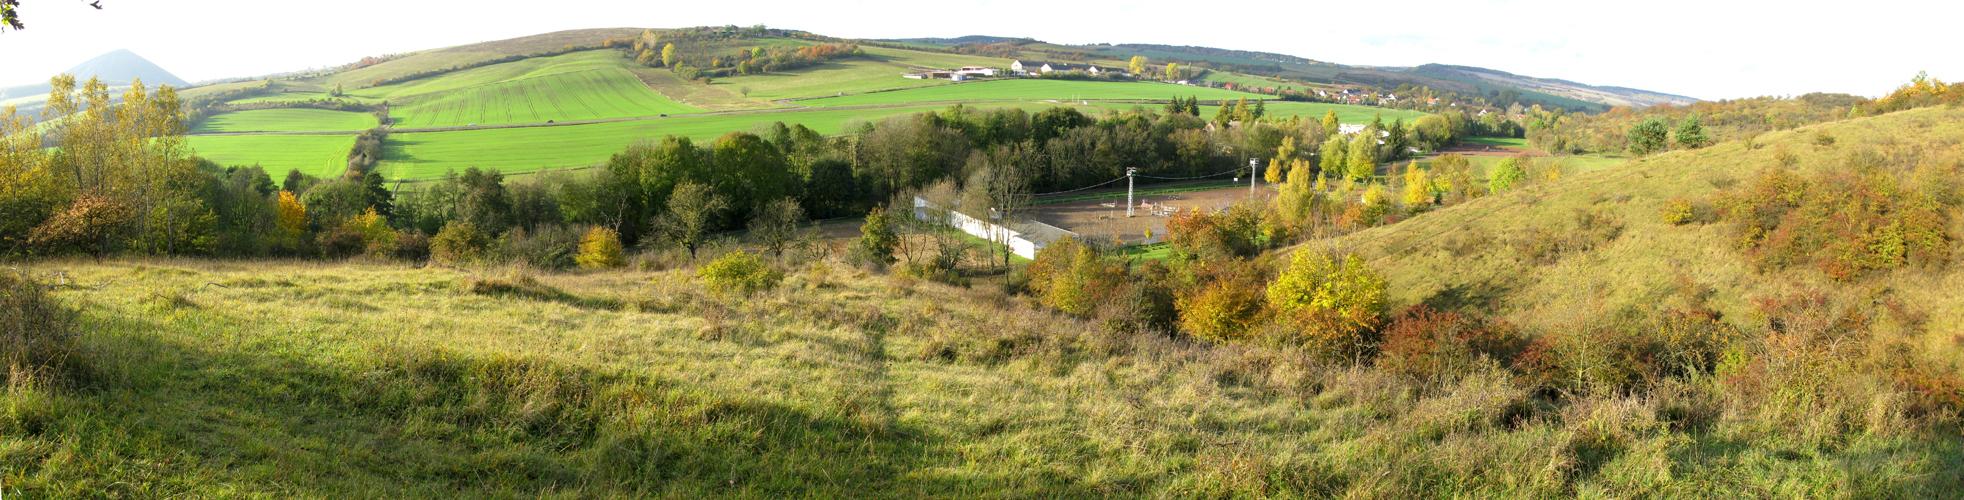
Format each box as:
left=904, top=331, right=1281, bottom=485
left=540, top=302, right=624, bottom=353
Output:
left=913, top=197, right=1055, bottom=259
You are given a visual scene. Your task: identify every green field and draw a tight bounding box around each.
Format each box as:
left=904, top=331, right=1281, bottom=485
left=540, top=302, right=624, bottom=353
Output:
left=794, top=79, right=1270, bottom=107
left=188, top=134, right=354, bottom=177
left=710, top=46, right=1008, bottom=101
left=192, top=109, right=379, bottom=133
left=1462, top=136, right=1528, bottom=148
left=380, top=103, right=1088, bottom=180
left=1198, top=70, right=1297, bottom=91
left=353, top=50, right=702, bottom=128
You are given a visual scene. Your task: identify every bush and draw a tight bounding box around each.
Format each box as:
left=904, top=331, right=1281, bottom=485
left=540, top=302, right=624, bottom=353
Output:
left=1025, top=237, right=1121, bottom=316
left=495, top=225, right=583, bottom=270
left=1487, top=157, right=1528, bottom=194
left=575, top=227, right=626, bottom=269
left=28, top=195, right=136, bottom=257
left=698, top=249, right=782, bottom=295
left=2, top=272, right=82, bottom=387
left=1378, top=306, right=1526, bottom=382
left=1264, top=252, right=1388, bottom=357
left=1166, top=203, right=1264, bottom=261
left=849, top=207, right=899, bottom=269
left=1658, top=198, right=1696, bottom=225
left=1176, top=264, right=1267, bottom=342
left=394, top=229, right=431, bottom=261
left=344, top=208, right=398, bottom=257
left=431, top=221, right=490, bottom=266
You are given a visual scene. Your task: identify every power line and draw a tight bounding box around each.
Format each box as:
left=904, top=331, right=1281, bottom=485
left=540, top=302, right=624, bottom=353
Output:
left=1029, top=175, right=1128, bottom=197
left=1135, top=165, right=1246, bottom=181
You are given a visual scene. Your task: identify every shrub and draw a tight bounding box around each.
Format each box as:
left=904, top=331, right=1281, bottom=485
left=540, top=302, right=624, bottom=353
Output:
left=1026, top=237, right=1121, bottom=316
left=698, top=249, right=783, bottom=295
left=28, top=195, right=135, bottom=257
left=431, top=220, right=490, bottom=266
left=1719, top=168, right=1951, bottom=280
left=575, top=227, right=625, bottom=269
left=394, top=229, right=431, bottom=261
left=1378, top=306, right=1526, bottom=382
left=495, top=225, right=583, bottom=270
left=1265, top=252, right=1388, bottom=357
left=344, top=208, right=398, bottom=257
left=2, top=272, right=81, bottom=387
left=1658, top=198, right=1696, bottom=225
left=1167, top=203, right=1264, bottom=261
left=850, top=206, right=899, bottom=269
left=1176, top=265, right=1267, bottom=342
left=1487, top=157, right=1528, bottom=194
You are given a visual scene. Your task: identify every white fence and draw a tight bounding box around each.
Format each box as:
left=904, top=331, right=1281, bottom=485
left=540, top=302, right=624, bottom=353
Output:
left=913, top=197, right=1073, bottom=259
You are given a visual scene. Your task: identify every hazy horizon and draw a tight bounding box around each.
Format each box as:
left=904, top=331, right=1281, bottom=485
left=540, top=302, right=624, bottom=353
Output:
left=4, top=0, right=1962, bottom=100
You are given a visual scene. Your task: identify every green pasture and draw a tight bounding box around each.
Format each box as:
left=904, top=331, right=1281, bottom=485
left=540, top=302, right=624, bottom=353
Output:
left=192, top=109, right=379, bottom=133
left=710, top=46, right=1007, bottom=101
left=188, top=134, right=355, bottom=178
left=350, top=50, right=701, bottom=128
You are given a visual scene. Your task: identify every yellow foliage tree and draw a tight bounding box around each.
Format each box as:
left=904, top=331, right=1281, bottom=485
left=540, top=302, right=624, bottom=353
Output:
left=1265, top=252, right=1387, bottom=357
left=275, top=190, right=307, bottom=248
left=1400, top=161, right=1432, bottom=210
left=575, top=226, right=626, bottom=269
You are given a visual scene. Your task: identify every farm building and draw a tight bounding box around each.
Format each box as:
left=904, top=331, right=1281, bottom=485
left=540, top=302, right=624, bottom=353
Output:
left=902, top=70, right=966, bottom=81
left=1010, top=60, right=1075, bottom=76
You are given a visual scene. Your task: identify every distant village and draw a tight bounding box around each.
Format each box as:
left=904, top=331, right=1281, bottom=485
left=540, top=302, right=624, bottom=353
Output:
left=901, top=59, right=1451, bottom=109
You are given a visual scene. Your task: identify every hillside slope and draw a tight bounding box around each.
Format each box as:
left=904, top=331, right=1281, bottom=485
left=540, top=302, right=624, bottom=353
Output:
left=1316, top=106, right=1964, bottom=340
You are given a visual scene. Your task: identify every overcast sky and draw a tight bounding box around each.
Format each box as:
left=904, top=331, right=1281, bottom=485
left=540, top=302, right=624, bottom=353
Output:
left=5, top=0, right=1959, bottom=100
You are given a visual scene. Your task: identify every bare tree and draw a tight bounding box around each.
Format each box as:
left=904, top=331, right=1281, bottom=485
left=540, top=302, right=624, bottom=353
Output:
left=747, top=197, right=805, bottom=259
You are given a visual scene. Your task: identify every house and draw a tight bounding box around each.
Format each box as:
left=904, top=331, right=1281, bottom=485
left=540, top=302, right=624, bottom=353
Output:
left=956, top=66, right=997, bottom=77
left=1010, top=60, right=1074, bottom=76
left=1085, top=65, right=1107, bottom=76
left=902, top=70, right=965, bottom=81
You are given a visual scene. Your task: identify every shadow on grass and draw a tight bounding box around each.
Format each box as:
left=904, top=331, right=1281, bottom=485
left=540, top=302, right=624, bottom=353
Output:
left=464, top=275, right=622, bottom=311
left=11, top=309, right=1069, bottom=496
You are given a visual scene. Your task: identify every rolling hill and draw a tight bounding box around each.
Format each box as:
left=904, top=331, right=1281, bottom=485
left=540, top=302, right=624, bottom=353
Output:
left=891, top=36, right=1698, bottom=111
left=156, top=28, right=1416, bottom=180
left=0, top=49, right=189, bottom=108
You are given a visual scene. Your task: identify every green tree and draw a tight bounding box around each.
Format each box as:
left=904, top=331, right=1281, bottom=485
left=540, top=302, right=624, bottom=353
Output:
left=1675, top=114, right=1709, bottom=149
left=1318, top=135, right=1347, bottom=178
left=1628, top=117, right=1669, bottom=155
left=656, top=181, right=726, bottom=258
left=1345, top=132, right=1378, bottom=181
left=850, top=206, right=899, bottom=268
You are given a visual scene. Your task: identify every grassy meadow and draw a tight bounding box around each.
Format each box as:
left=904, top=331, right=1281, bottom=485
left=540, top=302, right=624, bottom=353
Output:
left=187, top=134, right=357, bottom=178
left=191, top=108, right=380, bottom=133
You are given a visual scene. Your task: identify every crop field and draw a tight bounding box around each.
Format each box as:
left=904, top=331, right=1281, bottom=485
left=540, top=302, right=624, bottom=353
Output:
left=710, top=46, right=1007, bottom=101
left=319, top=28, right=644, bottom=90
left=379, top=103, right=1090, bottom=180
left=187, top=134, right=355, bottom=178
left=352, top=50, right=701, bottom=128
left=793, top=79, right=1269, bottom=107
left=191, top=108, right=379, bottom=133
left=227, top=92, right=379, bottom=106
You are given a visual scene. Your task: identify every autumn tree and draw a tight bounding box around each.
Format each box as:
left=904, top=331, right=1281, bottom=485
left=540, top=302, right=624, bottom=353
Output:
left=1128, top=55, right=1148, bottom=76
left=1266, top=251, right=1388, bottom=357
left=660, top=43, right=678, bottom=68
left=1317, top=135, right=1346, bottom=178
left=575, top=226, right=625, bottom=269
left=275, top=190, right=308, bottom=251
left=1320, top=110, right=1341, bottom=138
left=1400, top=161, right=1432, bottom=210
left=1264, top=136, right=1296, bottom=184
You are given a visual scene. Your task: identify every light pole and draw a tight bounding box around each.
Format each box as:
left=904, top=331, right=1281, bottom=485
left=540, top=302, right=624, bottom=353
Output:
left=1125, top=167, right=1137, bottom=217
left=1248, top=157, right=1259, bottom=196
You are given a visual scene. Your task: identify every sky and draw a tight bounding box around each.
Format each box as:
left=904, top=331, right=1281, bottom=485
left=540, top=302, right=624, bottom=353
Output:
left=4, top=0, right=1960, bottom=100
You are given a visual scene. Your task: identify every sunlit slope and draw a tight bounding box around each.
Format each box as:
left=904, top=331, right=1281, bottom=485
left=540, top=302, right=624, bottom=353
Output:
left=1312, top=106, right=1964, bottom=336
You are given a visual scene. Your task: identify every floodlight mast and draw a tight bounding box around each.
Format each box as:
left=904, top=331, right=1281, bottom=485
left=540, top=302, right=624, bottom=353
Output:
left=1249, top=158, right=1259, bottom=196
left=1125, top=167, right=1137, bottom=217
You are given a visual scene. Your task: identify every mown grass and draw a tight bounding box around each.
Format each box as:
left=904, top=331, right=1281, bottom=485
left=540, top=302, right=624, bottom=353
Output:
left=187, top=134, right=356, bottom=178
left=793, top=79, right=1270, bottom=107
left=6, top=255, right=1958, bottom=496
left=191, top=108, right=379, bottom=133
left=710, top=46, right=1008, bottom=101
left=378, top=103, right=1097, bottom=180
left=1462, top=136, right=1528, bottom=148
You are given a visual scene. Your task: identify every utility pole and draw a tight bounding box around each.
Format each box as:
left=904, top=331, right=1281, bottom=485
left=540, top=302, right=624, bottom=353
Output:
left=1248, top=157, right=1259, bottom=197
left=1125, top=167, right=1137, bottom=217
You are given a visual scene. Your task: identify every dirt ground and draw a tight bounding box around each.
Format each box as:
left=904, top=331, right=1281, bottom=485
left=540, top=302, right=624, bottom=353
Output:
left=1028, top=185, right=1265, bottom=244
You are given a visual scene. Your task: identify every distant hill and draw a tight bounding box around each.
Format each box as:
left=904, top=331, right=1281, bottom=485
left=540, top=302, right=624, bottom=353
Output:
left=0, top=49, right=188, bottom=104
left=878, top=35, right=1696, bottom=112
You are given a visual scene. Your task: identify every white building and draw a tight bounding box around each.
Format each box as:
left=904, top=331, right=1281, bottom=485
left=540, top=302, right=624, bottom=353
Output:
left=1010, top=60, right=1074, bottom=76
